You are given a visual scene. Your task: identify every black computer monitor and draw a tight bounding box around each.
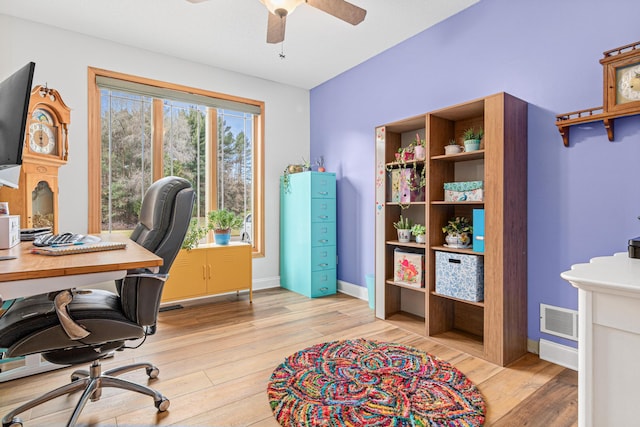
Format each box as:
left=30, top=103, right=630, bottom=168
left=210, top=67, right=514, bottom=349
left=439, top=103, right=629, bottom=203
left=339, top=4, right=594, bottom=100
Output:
left=0, top=62, right=36, bottom=188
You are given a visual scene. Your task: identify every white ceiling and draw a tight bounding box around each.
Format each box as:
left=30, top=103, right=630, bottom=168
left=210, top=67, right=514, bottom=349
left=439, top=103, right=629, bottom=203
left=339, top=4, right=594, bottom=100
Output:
left=0, top=0, right=478, bottom=89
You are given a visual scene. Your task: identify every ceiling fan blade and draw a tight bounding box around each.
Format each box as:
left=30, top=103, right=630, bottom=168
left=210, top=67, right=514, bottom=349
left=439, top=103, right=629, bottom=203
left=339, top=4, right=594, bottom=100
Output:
left=306, top=0, right=366, bottom=25
left=266, top=11, right=286, bottom=44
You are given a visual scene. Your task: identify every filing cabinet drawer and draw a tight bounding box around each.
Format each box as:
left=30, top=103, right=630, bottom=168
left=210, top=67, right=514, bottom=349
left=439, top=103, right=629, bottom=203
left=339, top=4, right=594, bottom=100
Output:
left=311, top=222, right=336, bottom=247
left=311, top=198, right=336, bottom=222
left=310, top=269, right=337, bottom=297
left=311, top=246, right=336, bottom=271
left=311, top=173, right=336, bottom=199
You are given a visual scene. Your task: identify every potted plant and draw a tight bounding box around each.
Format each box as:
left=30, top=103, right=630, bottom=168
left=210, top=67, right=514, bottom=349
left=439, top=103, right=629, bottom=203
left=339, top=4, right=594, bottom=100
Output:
left=462, top=127, right=483, bottom=152
left=442, top=216, right=473, bottom=248
left=181, top=218, right=210, bottom=250
left=397, top=146, right=414, bottom=162
left=444, top=138, right=463, bottom=155
left=208, top=209, right=244, bottom=245
left=393, top=215, right=413, bottom=243
left=411, top=223, right=426, bottom=244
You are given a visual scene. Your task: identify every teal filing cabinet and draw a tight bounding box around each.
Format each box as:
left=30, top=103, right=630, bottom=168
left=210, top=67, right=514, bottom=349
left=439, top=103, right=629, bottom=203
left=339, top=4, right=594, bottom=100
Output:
left=280, top=171, right=337, bottom=297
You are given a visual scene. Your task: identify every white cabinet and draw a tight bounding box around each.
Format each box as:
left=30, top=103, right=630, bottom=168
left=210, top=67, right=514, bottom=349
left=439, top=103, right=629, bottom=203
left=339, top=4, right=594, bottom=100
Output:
left=561, top=252, right=640, bottom=427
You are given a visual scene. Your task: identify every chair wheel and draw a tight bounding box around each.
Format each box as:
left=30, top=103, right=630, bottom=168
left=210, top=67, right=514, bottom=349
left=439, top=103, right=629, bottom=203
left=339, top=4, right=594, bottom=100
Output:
left=155, top=397, right=170, bottom=412
left=146, top=366, right=159, bottom=379
left=3, top=416, right=23, bottom=427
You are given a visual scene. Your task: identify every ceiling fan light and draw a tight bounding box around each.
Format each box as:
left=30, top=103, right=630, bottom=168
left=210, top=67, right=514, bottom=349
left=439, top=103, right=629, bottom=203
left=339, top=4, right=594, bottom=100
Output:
left=261, top=0, right=304, bottom=16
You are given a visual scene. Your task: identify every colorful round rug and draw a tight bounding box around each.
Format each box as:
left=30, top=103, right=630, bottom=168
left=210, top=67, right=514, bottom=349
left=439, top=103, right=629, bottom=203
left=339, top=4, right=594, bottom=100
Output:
left=267, top=338, right=485, bottom=426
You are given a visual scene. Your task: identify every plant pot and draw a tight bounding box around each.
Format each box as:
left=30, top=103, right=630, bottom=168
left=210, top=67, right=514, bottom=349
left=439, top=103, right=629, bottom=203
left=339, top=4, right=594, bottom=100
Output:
left=445, top=233, right=470, bottom=248
left=214, top=228, right=231, bottom=245
left=397, top=229, right=411, bottom=243
left=415, top=234, right=426, bottom=244
left=444, top=145, right=463, bottom=155
left=414, top=145, right=426, bottom=160
left=464, top=139, right=481, bottom=152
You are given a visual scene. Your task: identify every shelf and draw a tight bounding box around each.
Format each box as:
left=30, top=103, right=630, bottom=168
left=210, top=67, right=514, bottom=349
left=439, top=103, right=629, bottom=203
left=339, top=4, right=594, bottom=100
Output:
left=431, top=201, right=484, bottom=206
left=431, top=245, right=483, bottom=256
left=375, top=92, right=528, bottom=366
left=429, top=329, right=484, bottom=359
left=555, top=106, right=640, bottom=147
left=431, top=291, right=485, bottom=308
left=431, top=150, right=485, bottom=162
left=383, top=311, right=426, bottom=336
left=385, top=160, right=425, bottom=169
left=385, top=279, right=426, bottom=293
left=386, top=240, right=426, bottom=249
left=386, top=201, right=426, bottom=206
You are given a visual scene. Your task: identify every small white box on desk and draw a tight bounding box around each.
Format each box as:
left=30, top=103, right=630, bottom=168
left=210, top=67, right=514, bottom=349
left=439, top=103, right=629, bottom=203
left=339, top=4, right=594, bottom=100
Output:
left=0, top=215, right=20, bottom=249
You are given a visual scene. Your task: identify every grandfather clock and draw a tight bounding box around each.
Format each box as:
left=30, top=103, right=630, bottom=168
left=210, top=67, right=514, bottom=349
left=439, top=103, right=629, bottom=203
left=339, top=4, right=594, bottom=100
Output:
left=0, top=85, right=70, bottom=233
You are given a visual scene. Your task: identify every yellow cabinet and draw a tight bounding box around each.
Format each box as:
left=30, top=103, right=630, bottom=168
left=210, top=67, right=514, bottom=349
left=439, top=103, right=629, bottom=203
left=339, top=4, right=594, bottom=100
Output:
left=162, top=242, right=252, bottom=303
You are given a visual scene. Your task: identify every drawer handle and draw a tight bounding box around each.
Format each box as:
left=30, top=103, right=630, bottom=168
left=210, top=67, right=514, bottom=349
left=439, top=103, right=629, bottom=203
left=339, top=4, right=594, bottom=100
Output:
left=318, top=191, right=329, bottom=195
left=319, top=239, right=329, bottom=243
left=318, top=215, right=329, bottom=219
left=448, top=258, right=461, bottom=264
left=475, top=236, right=485, bottom=241
left=320, top=287, right=329, bottom=292
left=318, top=263, right=329, bottom=267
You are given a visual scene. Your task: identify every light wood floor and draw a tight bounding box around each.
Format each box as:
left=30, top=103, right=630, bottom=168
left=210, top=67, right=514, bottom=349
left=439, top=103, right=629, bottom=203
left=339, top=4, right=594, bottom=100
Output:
left=0, top=288, right=577, bottom=426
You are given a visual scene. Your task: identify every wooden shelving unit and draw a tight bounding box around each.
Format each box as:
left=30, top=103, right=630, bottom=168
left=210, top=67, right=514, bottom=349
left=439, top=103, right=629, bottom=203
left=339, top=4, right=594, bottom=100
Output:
left=374, top=92, right=528, bottom=366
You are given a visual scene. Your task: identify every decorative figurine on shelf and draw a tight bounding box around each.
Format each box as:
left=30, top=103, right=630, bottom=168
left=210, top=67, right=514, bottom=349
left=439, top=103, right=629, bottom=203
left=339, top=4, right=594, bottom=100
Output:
left=316, top=156, right=326, bottom=172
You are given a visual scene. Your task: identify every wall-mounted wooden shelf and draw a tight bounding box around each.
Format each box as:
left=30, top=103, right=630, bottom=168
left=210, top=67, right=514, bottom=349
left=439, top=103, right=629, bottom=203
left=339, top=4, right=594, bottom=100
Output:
left=556, top=40, right=640, bottom=147
left=556, top=106, right=640, bottom=147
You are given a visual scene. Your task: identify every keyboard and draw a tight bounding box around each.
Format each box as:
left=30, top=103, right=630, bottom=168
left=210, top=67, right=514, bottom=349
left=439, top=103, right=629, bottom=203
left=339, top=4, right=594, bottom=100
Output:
left=33, top=233, right=84, bottom=247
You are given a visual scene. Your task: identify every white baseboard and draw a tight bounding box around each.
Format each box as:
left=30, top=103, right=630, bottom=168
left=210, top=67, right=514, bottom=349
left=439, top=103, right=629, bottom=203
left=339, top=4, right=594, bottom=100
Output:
left=253, top=276, right=281, bottom=291
left=337, top=280, right=368, bottom=301
left=539, top=338, right=578, bottom=371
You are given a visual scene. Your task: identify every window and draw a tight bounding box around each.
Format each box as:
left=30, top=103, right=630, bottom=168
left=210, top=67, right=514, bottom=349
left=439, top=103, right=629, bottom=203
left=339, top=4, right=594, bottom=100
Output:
left=88, top=68, right=264, bottom=255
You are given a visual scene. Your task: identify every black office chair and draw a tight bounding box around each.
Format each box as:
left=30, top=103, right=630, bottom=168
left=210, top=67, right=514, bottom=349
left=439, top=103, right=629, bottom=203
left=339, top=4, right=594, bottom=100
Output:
left=0, top=176, right=194, bottom=427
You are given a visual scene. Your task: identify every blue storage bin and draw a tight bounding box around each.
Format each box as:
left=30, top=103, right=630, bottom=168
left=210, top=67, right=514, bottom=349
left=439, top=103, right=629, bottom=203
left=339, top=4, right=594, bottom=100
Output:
left=435, top=251, right=484, bottom=302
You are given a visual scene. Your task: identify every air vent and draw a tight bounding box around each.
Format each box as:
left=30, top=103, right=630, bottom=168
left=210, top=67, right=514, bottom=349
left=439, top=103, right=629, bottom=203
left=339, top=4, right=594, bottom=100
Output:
left=540, top=304, right=578, bottom=341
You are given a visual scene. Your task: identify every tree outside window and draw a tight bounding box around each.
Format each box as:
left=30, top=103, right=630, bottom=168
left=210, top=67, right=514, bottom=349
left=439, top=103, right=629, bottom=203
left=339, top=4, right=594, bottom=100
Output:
left=89, top=68, right=263, bottom=254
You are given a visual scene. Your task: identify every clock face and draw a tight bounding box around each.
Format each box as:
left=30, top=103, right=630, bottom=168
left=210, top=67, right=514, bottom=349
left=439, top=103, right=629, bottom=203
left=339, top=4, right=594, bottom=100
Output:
left=616, top=62, right=640, bottom=105
left=28, top=109, right=57, bottom=155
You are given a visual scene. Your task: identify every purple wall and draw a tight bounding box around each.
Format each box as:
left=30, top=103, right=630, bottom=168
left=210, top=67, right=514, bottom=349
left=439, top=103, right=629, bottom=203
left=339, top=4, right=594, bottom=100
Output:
left=310, top=0, right=640, bottom=345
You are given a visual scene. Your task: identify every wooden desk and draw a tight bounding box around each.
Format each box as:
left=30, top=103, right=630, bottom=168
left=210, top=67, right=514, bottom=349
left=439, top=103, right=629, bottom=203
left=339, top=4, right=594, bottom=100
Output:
left=0, top=234, right=162, bottom=301
left=0, top=234, right=162, bottom=381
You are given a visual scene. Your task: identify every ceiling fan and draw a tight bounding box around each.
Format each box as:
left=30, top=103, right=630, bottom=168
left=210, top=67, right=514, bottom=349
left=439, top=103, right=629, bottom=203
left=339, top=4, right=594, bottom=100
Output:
left=186, top=0, right=367, bottom=44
